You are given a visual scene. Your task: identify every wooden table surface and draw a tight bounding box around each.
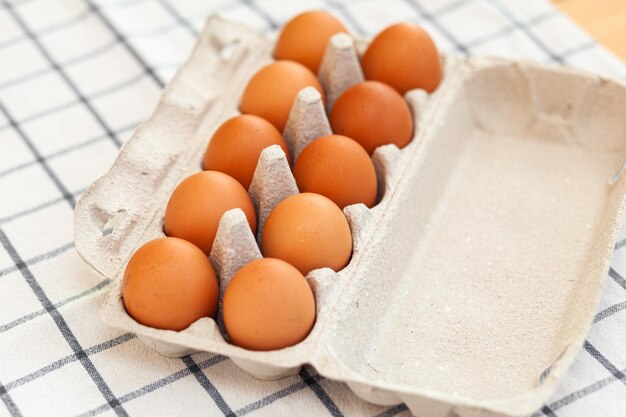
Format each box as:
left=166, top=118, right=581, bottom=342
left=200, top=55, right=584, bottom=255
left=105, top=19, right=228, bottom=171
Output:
left=552, top=0, right=626, bottom=61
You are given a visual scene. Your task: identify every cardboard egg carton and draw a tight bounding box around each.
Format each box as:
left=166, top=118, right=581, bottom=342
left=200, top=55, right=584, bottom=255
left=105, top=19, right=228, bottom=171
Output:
left=74, top=16, right=626, bottom=417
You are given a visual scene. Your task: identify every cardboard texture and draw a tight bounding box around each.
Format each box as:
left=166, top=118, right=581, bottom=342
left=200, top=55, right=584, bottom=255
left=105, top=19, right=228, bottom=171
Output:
left=73, top=16, right=626, bottom=417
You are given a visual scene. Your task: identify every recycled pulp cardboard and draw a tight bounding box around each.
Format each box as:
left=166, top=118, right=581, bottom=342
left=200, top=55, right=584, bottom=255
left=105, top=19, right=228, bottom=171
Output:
left=74, top=16, right=626, bottom=417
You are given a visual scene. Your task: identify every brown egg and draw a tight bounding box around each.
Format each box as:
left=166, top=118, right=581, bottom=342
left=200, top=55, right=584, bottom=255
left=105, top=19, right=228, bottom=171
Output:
left=123, top=237, right=219, bottom=331
left=293, top=135, right=377, bottom=209
left=203, top=115, right=291, bottom=189
left=223, top=258, right=315, bottom=351
left=164, top=171, right=256, bottom=255
left=361, top=23, right=442, bottom=94
left=262, top=193, right=352, bottom=275
left=240, top=60, right=325, bottom=132
left=274, top=11, right=348, bottom=73
left=329, top=81, right=413, bottom=155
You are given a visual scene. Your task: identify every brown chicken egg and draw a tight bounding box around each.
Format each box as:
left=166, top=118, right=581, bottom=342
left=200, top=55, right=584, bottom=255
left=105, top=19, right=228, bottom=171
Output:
left=293, top=135, right=377, bottom=209
left=223, top=258, right=316, bottom=351
left=240, top=60, right=325, bottom=132
left=329, top=81, right=413, bottom=155
left=123, top=237, right=219, bottom=331
left=203, top=115, right=291, bottom=189
left=164, top=171, right=257, bottom=255
left=262, top=193, right=352, bottom=275
left=361, top=23, right=442, bottom=94
left=274, top=11, right=348, bottom=73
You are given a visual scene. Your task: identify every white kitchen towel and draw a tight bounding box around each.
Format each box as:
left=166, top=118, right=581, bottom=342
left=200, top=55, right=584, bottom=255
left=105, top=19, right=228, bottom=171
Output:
left=0, top=0, right=625, bottom=416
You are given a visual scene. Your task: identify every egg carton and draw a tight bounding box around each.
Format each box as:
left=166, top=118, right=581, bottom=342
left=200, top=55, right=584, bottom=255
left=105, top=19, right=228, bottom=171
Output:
left=73, top=16, right=626, bottom=417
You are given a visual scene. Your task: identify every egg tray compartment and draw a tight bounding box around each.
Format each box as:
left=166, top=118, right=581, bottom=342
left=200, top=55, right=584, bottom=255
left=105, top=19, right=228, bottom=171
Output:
left=74, top=16, right=626, bottom=417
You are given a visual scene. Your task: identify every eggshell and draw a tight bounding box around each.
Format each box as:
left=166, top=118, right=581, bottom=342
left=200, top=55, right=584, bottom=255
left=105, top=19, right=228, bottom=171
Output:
left=223, top=258, right=315, bottom=351
left=293, top=134, right=377, bottom=208
left=262, top=193, right=352, bottom=275
left=240, top=60, right=325, bottom=132
left=274, top=11, right=348, bottom=73
left=164, top=171, right=257, bottom=254
left=329, top=81, right=413, bottom=155
left=203, top=115, right=291, bottom=189
left=361, top=22, right=442, bottom=94
left=122, top=237, right=219, bottom=331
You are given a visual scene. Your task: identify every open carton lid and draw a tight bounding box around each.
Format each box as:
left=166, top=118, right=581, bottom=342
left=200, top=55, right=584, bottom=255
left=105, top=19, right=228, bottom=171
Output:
left=73, top=16, right=626, bottom=417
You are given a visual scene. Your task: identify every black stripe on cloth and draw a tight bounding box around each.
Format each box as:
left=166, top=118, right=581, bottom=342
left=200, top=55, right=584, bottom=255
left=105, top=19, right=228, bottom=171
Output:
left=4, top=333, right=135, bottom=391
left=83, top=0, right=165, bottom=89
left=0, top=242, right=74, bottom=278
left=560, top=42, right=596, bottom=59
left=1, top=1, right=122, bottom=149
left=0, top=65, right=51, bottom=91
left=0, top=136, right=106, bottom=179
left=0, top=13, right=204, bottom=93
left=155, top=0, right=198, bottom=36
left=240, top=0, right=279, bottom=29
left=76, top=355, right=228, bottom=417
left=299, top=367, right=344, bottom=417
left=0, top=39, right=117, bottom=91
left=0, top=69, right=147, bottom=134
left=615, top=238, right=626, bottom=250
left=0, top=6, right=92, bottom=50
left=0, top=117, right=141, bottom=182
left=325, top=0, right=497, bottom=38
left=0, top=101, right=77, bottom=209
left=180, top=355, right=234, bottom=416
left=540, top=405, right=559, bottom=417
left=0, top=379, right=22, bottom=417
left=584, top=341, right=626, bottom=387
left=541, top=365, right=626, bottom=412
left=0, top=229, right=130, bottom=417
left=434, top=0, right=478, bottom=17
left=594, top=301, right=626, bottom=324
left=485, top=0, right=563, bottom=63
left=0, top=278, right=110, bottom=333
left=609, top=267, right=626, bottom=291
left=119, top=20, right=199, bottom=39
left=323, top=0, right=367, bottom=34
left=234, top=373, right=323, bottom=416
left=404, top=0, right=469, bottom=55
left=464, top=11, right=556, bottom=48
left=0, top=190, right=82, bottom=225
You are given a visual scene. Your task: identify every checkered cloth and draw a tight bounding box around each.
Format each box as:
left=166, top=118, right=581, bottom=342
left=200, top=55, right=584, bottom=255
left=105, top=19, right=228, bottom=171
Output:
left=1, top=0, right=625, bottom=416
